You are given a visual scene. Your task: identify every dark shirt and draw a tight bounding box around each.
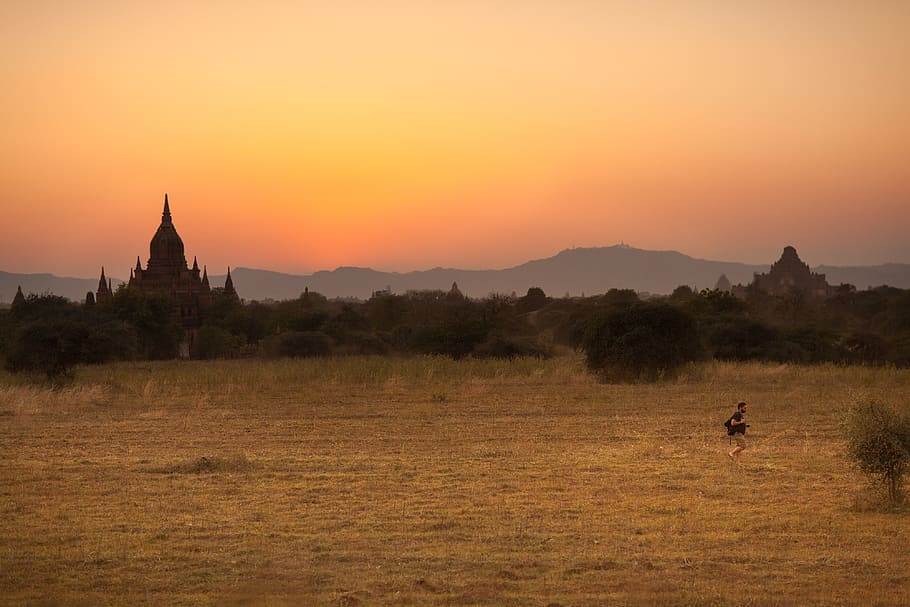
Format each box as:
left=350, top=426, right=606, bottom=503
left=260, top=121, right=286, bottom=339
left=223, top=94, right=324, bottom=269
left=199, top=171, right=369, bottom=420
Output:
left=731, top=411, right=746, bottom=434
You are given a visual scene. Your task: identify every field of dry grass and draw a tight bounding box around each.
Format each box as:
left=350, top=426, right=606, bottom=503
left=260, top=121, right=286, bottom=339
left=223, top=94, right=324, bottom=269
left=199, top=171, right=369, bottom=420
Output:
left=1, top=356, right=909, bottom=606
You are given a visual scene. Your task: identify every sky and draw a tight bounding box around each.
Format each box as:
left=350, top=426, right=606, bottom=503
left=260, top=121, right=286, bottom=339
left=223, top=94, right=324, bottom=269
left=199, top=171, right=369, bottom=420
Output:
left=2, top=1, right=909, bottom=278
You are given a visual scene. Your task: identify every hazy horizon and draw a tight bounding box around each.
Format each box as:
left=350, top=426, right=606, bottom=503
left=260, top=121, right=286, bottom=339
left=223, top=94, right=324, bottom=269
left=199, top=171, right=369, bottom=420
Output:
left=3, top=2, right=909, bottom=276
left=6, top=241, right=910, bottom=285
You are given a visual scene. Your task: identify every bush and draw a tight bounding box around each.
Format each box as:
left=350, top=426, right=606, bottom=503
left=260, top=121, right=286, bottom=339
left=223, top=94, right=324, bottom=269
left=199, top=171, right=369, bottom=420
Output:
left=107, top=288, right=182, bottom=359
left=473, top=334, right=552, bottom=360
left=409, top=304, right=489, bottom=359
left=332, top=331, right=390, bottom=356
left=707, top=318, right=781, bottom=361
left=5, top=318, right=92, bottom=379
left=193, top=326, right=244, bottom=359
left=409, top=322, right=485, bottom=359
left=889, top=334, right=910, bottom=368
left=582, top=302, right=702, bottom=382
left=839, top=333, right=888, bottom=365
left=780, top=328, right=842, bottom=364
left=82, top=320, right=139, bottom=363
left=261, top=331, right=333, bottom=358
left=845, top=399, right=910, bottom=504
left=517, top=287, right=548, bottom=312
left=0, top=309, right=14, bottom=360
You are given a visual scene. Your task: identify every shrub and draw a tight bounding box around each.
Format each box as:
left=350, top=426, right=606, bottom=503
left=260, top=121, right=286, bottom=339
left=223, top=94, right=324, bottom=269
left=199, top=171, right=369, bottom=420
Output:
left=889, top=334, right=910, bottom=368
left=517, top=287, right=548, bottom=312
left=261, top=331, right=333, bottom=358
left=839, top=333, right=888, bottom=365
left=473, top=334, right=552, bottom=360
left=845, top=399, right=910, bottom=504
left=107, top=288, right=182, bottom=359
left=707, top=318, right=781, bottom=361
left=332, top=331, right=390, bottom=356
left=193, top=326, right=244, bottom=359
left=582, top=302, right=702, bottom=382
left=409, top=305, right=489, bottom=359
left=5, top=318, right=91, bottom=379
left=410, top=321, right=486, bottom=360
left=0, top=309, right=14, bottom=359
left=780, top=327, right=841, bottom=364
left=82, top=320, right=139, bottom=363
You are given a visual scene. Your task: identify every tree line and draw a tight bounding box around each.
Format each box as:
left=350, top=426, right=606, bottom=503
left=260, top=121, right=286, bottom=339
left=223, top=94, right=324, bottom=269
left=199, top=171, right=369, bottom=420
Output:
left=2, top=282, right=909, bottom=380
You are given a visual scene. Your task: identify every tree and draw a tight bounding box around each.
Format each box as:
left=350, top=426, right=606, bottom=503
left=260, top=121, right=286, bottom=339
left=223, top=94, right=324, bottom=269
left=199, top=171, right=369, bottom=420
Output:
left=107, top=287, right=182, bottom=359
left=192, top=326, right=243, bottom=359
left=365, top=293, right=408, bottom=331
left=518, top=287, right=548, bottom=312
left=845, top=399, right=910, bottom=504
left=418, top=299, right=489, bottom=359
left=4, top=295, right=88, bottom=378
left=261, top=331, right=332, bottom=358
left=9, top=293, right=75, bottom=324
left=669, top=285, right=695, bottom=302
left=0, top=307, right=19, bottom=359
left=5, top=317, right=91, bottom=379
left=473, top=333, right=551, bottom=360
left=683, top=289, right=747, bottom=318
left=582, top=302, right=702, bottom=382
left=707, top=318, right=782, bottom=361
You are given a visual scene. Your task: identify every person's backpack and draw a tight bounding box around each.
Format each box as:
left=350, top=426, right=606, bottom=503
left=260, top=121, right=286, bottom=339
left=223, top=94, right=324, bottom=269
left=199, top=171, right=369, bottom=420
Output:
left=724, top=415, right=735, bottom=435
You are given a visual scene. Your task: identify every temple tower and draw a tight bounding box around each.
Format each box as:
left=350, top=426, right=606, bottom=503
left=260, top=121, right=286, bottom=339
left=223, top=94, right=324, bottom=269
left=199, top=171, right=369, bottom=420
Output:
left=750, top=246, right=832, bottom=297
left=12, top=285, right=26, bottom=308
left=223, top=267, right=239, bottom=302
left=127, top=194, right=217, bottom=329
left=96, top=267, right=113, bottom=304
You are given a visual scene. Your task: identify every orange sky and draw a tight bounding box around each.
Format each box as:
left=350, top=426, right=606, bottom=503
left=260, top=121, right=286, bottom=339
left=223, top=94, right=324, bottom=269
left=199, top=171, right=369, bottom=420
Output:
left=2, top=1, right=909, bottom=277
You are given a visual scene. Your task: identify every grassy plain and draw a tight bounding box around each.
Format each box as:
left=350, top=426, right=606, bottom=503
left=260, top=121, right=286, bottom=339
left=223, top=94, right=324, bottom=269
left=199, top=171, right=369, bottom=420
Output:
left=1, top=356, right=909, bottom=606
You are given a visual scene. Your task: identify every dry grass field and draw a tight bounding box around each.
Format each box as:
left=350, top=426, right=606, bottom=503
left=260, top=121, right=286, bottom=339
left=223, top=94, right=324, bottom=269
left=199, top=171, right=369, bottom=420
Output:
left=1, top=356, right=909, bottom=606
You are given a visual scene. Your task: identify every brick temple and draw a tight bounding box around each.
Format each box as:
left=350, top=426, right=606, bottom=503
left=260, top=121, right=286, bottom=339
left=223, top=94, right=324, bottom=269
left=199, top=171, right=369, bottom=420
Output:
left=93, top=194, right=238, bottom=343
left=745, top=246, right=834, bottom=297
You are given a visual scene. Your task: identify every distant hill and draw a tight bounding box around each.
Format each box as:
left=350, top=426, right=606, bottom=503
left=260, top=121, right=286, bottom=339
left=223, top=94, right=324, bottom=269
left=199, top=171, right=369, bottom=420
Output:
left=213, top=246, right=770, bottom=300
left=208, top=246, right=910, bottom=300
left=0, top=271, right=124, bottom=304
left=4, top=246, right=909, bottom=303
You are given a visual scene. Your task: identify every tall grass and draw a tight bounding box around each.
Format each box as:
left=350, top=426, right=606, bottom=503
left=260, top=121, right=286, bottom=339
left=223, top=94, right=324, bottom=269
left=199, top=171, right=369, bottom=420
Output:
left=53, top=355, right=591, bottom=398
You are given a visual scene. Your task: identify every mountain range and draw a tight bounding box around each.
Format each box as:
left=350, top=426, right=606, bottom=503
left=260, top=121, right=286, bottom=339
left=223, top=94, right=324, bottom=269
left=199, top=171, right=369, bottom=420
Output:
left=3, top=246, right=910, bottom=303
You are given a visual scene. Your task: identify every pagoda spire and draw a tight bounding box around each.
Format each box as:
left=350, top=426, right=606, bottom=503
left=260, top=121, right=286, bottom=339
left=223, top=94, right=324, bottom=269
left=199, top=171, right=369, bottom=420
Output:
left=12, top=285, right=26, bottom=308
left=224, top=266, right=238, bottom=299
left=201, top=265, right=210, bottom=289
left=192, top=256, right=199, bottom=271
left=96, top=267, right=112, bottom=303
left=162, top=193, right=172, bottom=223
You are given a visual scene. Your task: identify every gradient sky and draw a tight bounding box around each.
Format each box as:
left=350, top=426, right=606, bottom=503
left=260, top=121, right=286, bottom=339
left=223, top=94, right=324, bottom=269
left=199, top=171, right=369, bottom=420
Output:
left=2, top=1, right=909, bottom=278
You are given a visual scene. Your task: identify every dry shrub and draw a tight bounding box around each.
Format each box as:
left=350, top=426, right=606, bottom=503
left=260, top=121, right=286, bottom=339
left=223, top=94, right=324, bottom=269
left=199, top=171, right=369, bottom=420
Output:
left=148, top=454, right=256, bottom=474
left=845, top=399, right=910, bottom=504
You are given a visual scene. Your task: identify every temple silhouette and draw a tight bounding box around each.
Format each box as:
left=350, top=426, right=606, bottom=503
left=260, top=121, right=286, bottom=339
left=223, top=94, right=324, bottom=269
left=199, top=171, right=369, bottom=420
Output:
left=732, top=246, right=834, bottom=298
left=93, top=194, right=237, bottom=354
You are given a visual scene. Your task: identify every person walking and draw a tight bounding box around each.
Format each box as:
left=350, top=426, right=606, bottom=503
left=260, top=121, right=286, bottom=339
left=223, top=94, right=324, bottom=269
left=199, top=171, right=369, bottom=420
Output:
left=727, top=401, right=749, bottom=462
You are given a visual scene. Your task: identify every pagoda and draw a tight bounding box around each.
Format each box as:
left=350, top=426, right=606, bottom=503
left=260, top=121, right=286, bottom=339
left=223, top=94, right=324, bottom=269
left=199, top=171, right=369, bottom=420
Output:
left=96, top=194, right=230, bottom=330
left=749, top=246, right=833, bottom=297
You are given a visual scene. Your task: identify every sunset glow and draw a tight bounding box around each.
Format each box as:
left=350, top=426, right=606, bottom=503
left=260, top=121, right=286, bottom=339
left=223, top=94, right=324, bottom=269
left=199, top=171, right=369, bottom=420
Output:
left=2, top=1, right=909, bottom=277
